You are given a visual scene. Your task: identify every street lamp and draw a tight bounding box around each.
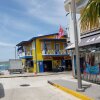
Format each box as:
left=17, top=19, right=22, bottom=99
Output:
left=71, top=0, right=84, bottom=92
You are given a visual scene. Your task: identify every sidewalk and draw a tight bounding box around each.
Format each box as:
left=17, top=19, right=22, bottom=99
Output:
left=0, top=71, right=69, bottom=78
left=48, top=77, right=100, bottom=100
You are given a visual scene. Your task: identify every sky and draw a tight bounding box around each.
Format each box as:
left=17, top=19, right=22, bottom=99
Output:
left=0, top=0, right=68, bottom=61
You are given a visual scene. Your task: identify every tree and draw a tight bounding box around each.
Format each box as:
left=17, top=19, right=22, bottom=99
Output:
left=80, top=0, right=100, bottom=32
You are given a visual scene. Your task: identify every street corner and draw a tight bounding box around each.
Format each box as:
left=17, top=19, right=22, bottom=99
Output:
left=48, top=80, right=93, bottom=100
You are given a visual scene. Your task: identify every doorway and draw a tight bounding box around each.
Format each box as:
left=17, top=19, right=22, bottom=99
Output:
left=65, top=60, right=72, bottom=71
left=55, top=43, right=60, bottom=54
left=43, top=61, right=52, bottom=72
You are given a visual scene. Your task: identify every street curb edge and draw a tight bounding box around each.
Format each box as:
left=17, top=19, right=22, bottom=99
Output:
left=48, top=81, right=93, bottom=100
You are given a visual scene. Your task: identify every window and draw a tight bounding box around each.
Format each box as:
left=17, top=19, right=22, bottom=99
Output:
left=41, top=42, right=51, bottom=51
left=55, top=43, right=60, bottom=50
left=45, top=42, right=51, bottom=50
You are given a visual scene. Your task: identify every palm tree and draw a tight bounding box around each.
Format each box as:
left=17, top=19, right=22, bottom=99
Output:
left=80, top=0, right=100, bottom=32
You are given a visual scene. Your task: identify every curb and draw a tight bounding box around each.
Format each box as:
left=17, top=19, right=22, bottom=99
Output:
left=48, top=81, right=93, bottom=100
left=0, top=72, right=66, bottom=78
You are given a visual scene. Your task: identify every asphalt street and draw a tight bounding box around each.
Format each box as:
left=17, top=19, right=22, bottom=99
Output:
left=0, top=74, right=79, bottom=100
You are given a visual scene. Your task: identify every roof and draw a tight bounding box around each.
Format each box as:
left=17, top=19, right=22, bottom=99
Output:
left=79, top=33, right=100, bottom=47
left=66, top=33, right=100, bottom=50
left=16, top=41, right=31, bottom=46
left=65, top=43, right=75, bottom=50
left=16, top=33, right=58, bottom=46
left=29, top=33, right=58, bottom=41
left=81, top=28, right=100, bottom=38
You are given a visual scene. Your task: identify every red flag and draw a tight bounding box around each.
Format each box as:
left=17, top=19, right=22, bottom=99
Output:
left=57, top=26, right=64, bottom=39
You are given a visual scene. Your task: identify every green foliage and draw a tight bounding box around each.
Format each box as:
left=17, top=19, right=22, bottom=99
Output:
left=80, top=0, right=100, bottom=32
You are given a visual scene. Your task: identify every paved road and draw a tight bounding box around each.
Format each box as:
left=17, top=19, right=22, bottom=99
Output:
left=0, top=74, right=79, bottom=100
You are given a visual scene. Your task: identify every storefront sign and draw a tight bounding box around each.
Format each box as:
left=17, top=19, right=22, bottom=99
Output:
left=53, top=57, right=64, bottom=60
left=43, top=56, right=52, bottom=60
left=64, top=56, right=71, bottom=60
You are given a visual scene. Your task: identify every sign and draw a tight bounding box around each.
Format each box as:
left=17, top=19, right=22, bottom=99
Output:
left=43, top=56, right=52, bottom=60
left=53, top=57, right=64, bottom=60
left=64, top=56, right=71, bottom=60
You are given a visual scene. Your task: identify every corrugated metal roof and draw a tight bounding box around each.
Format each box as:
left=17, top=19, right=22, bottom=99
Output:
left=79, top=33, right=100, bottom=47
left=16, top=33, right=58, bottom=46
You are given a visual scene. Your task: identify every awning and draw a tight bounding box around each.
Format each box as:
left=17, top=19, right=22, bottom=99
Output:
left=66, top=43, right=75, bottom=50
left=16, top=41, right=31, bottom=46
left=66, top=33, right=100, bottom=50
left=79, top=33, right=100, bottom=47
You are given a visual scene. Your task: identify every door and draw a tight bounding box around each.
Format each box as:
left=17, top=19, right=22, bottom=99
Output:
left=65, top=60, right=72, bottom=71
left=55, top=44, right=60, bottom=54
left=39, top=61, right=44, bottom=72
left=43, top=61, right=52, bottom=72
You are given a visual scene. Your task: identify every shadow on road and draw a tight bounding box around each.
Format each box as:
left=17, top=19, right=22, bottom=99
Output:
left=0, top=83, right=5, bottom=98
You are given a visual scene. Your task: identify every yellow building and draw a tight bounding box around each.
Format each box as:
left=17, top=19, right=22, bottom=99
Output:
left=16, top=33, right=72, bottom=73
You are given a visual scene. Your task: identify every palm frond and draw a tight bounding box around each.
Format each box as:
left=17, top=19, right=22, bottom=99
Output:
left=80, top=0, right=100, bottom=32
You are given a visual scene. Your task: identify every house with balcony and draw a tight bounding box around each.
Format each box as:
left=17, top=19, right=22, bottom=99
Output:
left=64, top=0, right=100, bottom=81
left=16, top=33, right=72, bottom=73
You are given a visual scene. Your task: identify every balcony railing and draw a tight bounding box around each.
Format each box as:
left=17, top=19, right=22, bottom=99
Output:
left=18, top=51, right=32, bottom=58
left=42, top=49, right=67, bottom=55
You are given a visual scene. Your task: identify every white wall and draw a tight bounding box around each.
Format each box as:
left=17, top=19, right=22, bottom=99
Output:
left=68, top=3, right=81, bottom=44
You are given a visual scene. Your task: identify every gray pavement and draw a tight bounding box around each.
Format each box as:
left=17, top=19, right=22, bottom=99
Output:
left=49, top=79, right=100, bottom=100
left=0, top=71, right=69, bottom=78
left=0, top=74, right=79, bottom=100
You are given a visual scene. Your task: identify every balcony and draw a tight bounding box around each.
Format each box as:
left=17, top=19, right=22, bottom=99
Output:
left=18, top=51, right=32, bottom=59
left=42, top=49, right=68, bottom=56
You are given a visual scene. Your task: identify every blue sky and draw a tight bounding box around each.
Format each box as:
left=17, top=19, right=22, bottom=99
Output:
left=0, top=0, right=68, bottom=61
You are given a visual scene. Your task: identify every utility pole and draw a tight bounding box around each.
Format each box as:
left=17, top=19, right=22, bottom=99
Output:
left=14, top=46, right=16, bottom=59
left=71, top=0, right=84, bottom=92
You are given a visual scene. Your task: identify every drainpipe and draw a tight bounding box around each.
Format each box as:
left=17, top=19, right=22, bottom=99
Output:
left=35, top=39, right=37, bottom=73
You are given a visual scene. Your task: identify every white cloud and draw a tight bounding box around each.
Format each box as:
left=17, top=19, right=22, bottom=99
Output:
left=14, top=0, right=66, bottom=26
left=0, top=0, right=67, bottom=61
left=0, top=42, right=14, bottom=47
left=0, top=13, right=36, bottom=32
left=28, top=0, right=66, bottom=25
left=0, top=0, right=67, bottom=39
left=37, top=34, right=43, bottom=36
